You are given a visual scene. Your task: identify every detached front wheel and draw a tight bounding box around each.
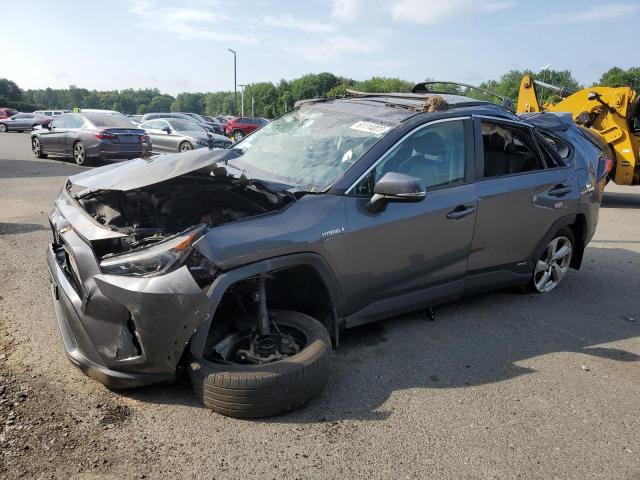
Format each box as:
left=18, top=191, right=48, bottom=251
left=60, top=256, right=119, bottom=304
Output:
left=188, top=310, right=331, bottom=418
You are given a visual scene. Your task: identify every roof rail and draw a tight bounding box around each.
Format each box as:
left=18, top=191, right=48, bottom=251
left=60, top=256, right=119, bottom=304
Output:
left=412, top=81, right=514, bottom=112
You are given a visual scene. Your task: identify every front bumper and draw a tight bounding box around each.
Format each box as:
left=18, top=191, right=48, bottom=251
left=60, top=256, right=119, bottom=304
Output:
left=46, top=214, right=213, bottom=388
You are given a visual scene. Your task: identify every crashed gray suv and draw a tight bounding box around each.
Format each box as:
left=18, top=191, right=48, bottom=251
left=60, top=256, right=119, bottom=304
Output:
left=47, top=87, right=609, bottom=417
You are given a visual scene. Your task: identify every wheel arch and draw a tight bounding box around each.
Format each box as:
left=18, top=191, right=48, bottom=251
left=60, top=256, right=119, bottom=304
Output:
left=530, top=214, right=586, bottom=271
left=189, top=253, right=342, bottom=362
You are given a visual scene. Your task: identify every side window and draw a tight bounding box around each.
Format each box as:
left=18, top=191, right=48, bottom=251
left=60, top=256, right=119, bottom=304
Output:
left=353, top=120, right=466, bottom=196
left=536, top=130, right=571, bottom=166
left=70, top=116, right=85, bottom=128
left=52, top=116, right=70, bottom=128
left=481, top=121, right=544, bottom=178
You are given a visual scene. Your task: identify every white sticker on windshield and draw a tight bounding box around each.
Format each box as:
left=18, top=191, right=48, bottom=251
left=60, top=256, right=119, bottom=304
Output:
left=350, top=121, right=391, bottom=135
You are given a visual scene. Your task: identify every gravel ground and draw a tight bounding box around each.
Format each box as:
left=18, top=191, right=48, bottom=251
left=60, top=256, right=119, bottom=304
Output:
left=1, top=132, right=639, bottom=479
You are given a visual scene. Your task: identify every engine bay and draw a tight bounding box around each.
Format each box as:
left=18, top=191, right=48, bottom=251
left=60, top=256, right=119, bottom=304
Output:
left=75, top=174, right=290, bottom=257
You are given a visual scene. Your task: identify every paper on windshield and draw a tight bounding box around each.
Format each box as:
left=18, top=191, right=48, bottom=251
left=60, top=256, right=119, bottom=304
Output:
left=349, top=121, right=392, bottom=135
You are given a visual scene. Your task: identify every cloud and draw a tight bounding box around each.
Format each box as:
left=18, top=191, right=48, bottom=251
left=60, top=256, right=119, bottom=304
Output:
left=331, top=0, right=367, bottom=21
left=332, top=0, right=516, bottom=24
left=289, top=34, right=384, bottom=63
left=541, top=4, right=640, bottom=23
left=128, top=0, right=256, bottom=44
left=262, top=14, right=335, bottom=33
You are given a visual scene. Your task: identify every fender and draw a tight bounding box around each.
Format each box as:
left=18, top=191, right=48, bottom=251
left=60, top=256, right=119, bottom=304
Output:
left=529, top=214, right=582, bottom=270
left=189, top=252, right=342, bottom=360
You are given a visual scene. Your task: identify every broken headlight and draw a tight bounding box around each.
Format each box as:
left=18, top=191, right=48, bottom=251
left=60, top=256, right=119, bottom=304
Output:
left=100, top=228, right=203, bottom=277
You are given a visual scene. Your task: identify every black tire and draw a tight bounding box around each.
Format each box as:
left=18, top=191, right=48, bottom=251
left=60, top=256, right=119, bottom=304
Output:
left=0, top=123, right=7, bottom=133
left=188, top=310, right=331, bottom=418
left=31, top=137, right=47, bottom=159
left=73, top=141, right=90, bottom=166
left=233, top=129, right=244, bottom=141
left=527, top=227, right=574, bottom=294
left=179, top=141, right=193, bottom=152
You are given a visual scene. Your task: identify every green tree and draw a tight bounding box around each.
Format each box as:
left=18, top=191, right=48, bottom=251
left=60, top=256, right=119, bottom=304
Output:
left=598, top=67, right=640, bottom=92
left=112, top=101, right=123, bottom=112
left=148, top=95, right=174, bottom=112
left=0, top=78, right=22, bottom=101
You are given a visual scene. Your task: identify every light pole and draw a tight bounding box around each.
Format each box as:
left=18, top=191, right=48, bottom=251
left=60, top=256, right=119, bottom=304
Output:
left=228, top=48, right=237, bottom=115
left=238, top=84, right=246, bottom=116
left=539, top=64, right=552, bottom=83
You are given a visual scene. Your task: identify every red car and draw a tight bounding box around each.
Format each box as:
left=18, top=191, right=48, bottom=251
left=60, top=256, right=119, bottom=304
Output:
left=0, top=107, right=18, bottom=119
left=224, top=116, right=268, bottom=141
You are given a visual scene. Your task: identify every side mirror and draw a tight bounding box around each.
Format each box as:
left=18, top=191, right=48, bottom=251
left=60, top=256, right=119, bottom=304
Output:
left=162, top=126, right=172, bottom=134
left=367, top=172, right=426, bottom=213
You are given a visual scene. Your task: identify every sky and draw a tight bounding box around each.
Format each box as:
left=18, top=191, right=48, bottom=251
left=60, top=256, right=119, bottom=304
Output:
left=3, top=0, right=639, bottom=95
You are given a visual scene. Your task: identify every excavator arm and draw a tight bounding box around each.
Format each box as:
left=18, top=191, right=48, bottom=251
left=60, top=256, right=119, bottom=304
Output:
left=517, top=75, right=640, bottom=185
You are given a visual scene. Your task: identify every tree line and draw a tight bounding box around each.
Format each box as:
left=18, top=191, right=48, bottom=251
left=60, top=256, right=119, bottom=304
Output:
left=1, top=67, right=638, bottom=117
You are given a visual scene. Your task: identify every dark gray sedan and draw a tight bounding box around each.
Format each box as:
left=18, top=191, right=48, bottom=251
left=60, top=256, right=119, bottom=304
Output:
left=139, top=118, right=231, bottom=153
left=31, top=113, right=151, bottom=165
left=0, top=113, right=52, bottom=132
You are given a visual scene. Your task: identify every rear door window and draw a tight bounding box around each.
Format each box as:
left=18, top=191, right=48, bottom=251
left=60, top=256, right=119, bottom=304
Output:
left=480, top=121, right=545, bottom=178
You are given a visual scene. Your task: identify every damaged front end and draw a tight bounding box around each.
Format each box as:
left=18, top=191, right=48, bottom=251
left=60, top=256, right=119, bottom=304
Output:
left=47, top=149, right=294, bottom=387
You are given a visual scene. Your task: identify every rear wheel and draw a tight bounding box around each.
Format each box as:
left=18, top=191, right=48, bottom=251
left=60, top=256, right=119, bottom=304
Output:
left=530, top=228, right=574, bottom=293
left=179, top=141, right=193, bottom=152
left=0, top=124, right=7, bottom=133
left=188, top=309, right=331, bottom=418
left=73, top=141, right=90, bottom=166
left=32, top=138, right=47, bottom=158
left=233, top=129, right=244, bottom=141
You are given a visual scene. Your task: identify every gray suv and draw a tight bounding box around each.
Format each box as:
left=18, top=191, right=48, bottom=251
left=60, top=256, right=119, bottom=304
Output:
left=46, top=90, right=609, bottom=418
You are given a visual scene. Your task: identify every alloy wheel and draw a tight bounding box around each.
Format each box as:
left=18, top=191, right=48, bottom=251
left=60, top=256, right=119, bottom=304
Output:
left=73, top=143, right=86, bottom=165
left=533, top=236, right=573, bottom=293
left=32, top=138, right=41, bottom=156
left=234, top=131, right=244, bottom=141
left=180, top=142, right=192, bottom=152
left=0, top=124, right=6, bottom=133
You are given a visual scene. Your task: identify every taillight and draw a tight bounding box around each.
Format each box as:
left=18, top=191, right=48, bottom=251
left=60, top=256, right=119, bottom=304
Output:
left=139, top=134, right=149, bottom=142
left=94, top=131, right=117, bottom=140
left=597, top=156, right=614, bottom=180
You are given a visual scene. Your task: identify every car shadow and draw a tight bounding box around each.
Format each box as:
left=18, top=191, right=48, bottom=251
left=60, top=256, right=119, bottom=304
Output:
left=0, top=222, right=48, bottom=235
left=124, top=246, right=640, bottom=422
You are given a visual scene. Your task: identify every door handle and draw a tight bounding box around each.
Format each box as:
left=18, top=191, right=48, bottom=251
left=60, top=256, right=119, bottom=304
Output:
left=548, top=182, right=572, bottom=197
left=447, top=205, right=476, bottom=220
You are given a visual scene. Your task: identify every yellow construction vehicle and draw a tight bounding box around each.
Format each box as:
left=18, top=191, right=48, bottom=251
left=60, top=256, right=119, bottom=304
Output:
left=517, top=74, right=640, bottom=185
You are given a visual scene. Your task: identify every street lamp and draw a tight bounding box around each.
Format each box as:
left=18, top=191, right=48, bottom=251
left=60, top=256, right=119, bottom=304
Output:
left=238, top=84, right=246, bottom=116
left=228, top=48, right=237, bottom=115
left=539, top=64, right=552, bottom=83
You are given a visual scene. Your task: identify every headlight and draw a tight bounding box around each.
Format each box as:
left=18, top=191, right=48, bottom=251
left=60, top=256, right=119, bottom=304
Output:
left=100, top=228, right=203, bottom=277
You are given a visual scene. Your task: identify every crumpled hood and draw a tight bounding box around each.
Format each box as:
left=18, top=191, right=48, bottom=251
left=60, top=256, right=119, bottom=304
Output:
left=68, top=147, right=237, bottom=191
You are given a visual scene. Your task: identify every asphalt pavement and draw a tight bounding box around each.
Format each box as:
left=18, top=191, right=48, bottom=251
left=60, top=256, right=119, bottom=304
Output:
left=1, top=132, right=639, bottom=479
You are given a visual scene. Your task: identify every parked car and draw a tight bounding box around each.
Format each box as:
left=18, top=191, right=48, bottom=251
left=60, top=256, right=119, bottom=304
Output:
left=139, top=112, right=221, bottom=135
left=0, top=107, right=19, bottom=119
left=204, top=115, right=227, bottom=125
left=31, top=112, right=150, bottom=165
left=46, top=90, right=608, bottom=419
left=224, top=116, right=268, bottom=141
left=179, top=112, right=225, bottom=135
left=34, top=110, right=71, bottom=117
left=139, top=118, right=231, bottom=153
left=0, top=113, right=52, bottom=132
left=127, top=114, right=143, bottom=123
left=79, top=109, right=138, bottom=126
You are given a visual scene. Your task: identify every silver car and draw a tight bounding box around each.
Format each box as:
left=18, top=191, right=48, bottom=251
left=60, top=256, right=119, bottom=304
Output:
left=0, top=113, right=52, bottom=132
left=139, top=118, right=231, bottom=153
